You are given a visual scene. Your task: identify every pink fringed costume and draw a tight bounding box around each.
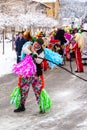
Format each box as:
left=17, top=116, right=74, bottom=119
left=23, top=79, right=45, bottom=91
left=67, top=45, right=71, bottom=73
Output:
left=12, top=54, right=43, bottom=106
left=12, top=55, right=36, bottom=77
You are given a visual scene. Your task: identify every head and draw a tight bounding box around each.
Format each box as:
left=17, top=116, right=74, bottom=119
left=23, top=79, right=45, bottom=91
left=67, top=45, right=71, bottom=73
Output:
left=23, top=30, right=32, bottom=41
left=19, top=31, right=24, bottom=38
left=71, top=28, right=78, bottom=35
left=33, top=38, right=44, bottom=50
left=15, top=34, right=19, bottom=39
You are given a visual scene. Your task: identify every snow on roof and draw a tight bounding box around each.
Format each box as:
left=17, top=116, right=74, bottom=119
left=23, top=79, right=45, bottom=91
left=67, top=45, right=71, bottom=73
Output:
left=34, top=0, right=56, bottom=3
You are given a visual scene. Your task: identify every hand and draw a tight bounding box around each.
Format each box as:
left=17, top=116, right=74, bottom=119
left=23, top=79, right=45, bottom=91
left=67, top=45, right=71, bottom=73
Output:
left=69, top=44, right=72, bottom=49
left=33, top=54, right=37, bottom=58
left=30, top=46, right=34, bottom=53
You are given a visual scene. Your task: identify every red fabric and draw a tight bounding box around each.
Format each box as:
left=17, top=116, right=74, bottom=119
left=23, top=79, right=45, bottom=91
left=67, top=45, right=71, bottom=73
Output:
left=50, top=39, right=60, bottom=43
left=72, top=43, right=84, bottom=72
left=48, top=39, right=60, bottom=49
left=41, top=59, right=49, bottom=71
left=40, top=75, right=45, bottom=88
left=48, top=43, right=53, bottom=49
left=17, top=75, right=22, bottom=87
left=65, top=45, right=70, bottom=60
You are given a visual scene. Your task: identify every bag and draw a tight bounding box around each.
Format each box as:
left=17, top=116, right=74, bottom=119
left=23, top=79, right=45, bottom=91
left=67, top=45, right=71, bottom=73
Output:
left=39, top=89, right=52, bottom=112
left=10, top=86, right=21, bottom=108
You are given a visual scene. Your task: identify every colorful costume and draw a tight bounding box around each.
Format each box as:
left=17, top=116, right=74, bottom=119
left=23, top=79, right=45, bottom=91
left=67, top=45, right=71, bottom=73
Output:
left=12, top=38, right=63, bottom=113
left=65, top=44, right=70, bottom=60
left=13, top=55, right=36, bottom=77
left=72, top=42, right=84, bottom=72
left=72, top=33, right=85, bottom=72
left=12, top=38, right=46, bottom=112
left=12, top=54, right=44, bottom=112
left=20, top=75, right=42, bottom=105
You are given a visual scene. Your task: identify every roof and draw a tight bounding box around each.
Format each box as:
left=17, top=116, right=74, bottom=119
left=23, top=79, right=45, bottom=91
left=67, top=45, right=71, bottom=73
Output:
left=32, top=0, right=51, bottom=8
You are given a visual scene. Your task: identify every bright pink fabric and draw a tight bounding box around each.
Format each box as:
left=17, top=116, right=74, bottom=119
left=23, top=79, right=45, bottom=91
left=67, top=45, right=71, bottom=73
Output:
left=13, top=55, right=36, bottom=77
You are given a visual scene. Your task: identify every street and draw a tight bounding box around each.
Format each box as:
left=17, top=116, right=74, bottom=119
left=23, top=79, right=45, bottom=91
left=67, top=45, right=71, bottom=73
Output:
left=0, top=61, right=87, bottom=130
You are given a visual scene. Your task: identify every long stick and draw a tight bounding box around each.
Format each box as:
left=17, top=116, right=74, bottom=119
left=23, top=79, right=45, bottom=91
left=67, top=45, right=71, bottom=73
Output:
left=37, top=56, right=87, bottom=82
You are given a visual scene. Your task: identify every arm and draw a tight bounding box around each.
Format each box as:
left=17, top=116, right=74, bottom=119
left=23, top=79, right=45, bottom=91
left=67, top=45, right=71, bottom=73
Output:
left=23, top=44, right=44, bottom=64
left=72, top=43, right=78, bottom=50
left=70, top=42, right=78, bottom=51
left=22, top=44, right=32, bottom=55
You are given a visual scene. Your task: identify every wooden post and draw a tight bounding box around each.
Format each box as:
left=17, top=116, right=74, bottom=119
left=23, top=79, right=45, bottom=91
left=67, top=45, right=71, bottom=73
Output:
left=11, top=27, right=15, bottom=50
left=2, top=29, right=5, bottom=54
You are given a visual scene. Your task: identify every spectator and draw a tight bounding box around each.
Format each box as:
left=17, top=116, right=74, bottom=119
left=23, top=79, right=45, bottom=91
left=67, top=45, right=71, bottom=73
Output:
left=15, top=31, right=26, bottom=63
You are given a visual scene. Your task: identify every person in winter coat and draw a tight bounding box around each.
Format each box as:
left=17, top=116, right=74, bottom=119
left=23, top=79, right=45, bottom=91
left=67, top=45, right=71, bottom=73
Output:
left=15, top=31, right=26, bottom=63
left=54, top=29, right=67, bottom=56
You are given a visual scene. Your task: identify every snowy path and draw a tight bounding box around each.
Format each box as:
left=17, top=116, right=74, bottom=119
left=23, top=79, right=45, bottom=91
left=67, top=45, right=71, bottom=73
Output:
left=0, top=64, right=87, bottom=130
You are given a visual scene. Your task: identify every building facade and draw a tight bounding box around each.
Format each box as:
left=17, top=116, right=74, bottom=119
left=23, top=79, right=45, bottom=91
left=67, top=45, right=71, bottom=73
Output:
left=44, top=0, right=60, bottom=19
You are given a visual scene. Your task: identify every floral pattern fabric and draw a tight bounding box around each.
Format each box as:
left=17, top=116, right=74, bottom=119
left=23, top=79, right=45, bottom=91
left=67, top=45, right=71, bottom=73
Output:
left=20, top=75, right=43, bottom=105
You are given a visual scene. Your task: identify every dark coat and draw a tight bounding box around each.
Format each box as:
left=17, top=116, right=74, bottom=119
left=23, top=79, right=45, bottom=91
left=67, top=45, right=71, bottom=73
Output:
left=54, top=29, right=67, bottom=45
left=15, top=37, right=26, bottom=55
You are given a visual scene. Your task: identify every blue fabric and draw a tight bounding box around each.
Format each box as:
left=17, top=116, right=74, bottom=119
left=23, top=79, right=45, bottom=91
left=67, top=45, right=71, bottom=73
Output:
left=44, top=48, right=63, bottom=68
left=21, top=41, right=33, bottom=60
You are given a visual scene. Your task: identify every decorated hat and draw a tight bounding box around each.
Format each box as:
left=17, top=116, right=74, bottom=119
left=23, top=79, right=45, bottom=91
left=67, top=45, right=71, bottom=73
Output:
left=36, top=38, right=44, bottom=45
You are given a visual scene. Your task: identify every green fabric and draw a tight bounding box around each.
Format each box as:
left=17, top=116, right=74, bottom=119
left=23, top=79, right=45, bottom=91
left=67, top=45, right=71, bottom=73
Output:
left=32, top=37, right=37, bottom=42
left=10, top=86, right=21, bottom=108
left=39, top=89, right=52, bottom=112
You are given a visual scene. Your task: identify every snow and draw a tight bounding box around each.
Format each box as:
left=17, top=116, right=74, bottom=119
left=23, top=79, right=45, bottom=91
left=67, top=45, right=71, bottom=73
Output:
left=0, top=41, right=16, bottom=77
left=35, top=0, right=56, bottom=2
left=0, top=38, right=87, bottom=130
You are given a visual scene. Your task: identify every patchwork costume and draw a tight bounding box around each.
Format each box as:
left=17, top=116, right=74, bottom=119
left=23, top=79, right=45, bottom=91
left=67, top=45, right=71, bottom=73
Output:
left=11, top=38, right=63, bottom=113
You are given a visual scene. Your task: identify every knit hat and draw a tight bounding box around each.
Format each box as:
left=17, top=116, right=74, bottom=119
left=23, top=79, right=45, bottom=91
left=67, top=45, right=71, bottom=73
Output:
left=36, top=38, right=44, bottom=45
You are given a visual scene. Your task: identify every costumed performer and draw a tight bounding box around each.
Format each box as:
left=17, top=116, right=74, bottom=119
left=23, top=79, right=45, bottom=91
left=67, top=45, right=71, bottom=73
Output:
left=13, top=38, right=45, bottom=113
left=70, top=33, right=85, bottom=72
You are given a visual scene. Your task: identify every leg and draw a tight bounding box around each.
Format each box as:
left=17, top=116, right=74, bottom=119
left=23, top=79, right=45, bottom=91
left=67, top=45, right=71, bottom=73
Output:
left=20, top=77, right=31, bottom=105
left=31, top=75, right=43, bottom=104
left=14, top=77, right=30, bottom=112
left=40, top=75, right=45, bottom=89
left=75, top=52, right=84, bottom=72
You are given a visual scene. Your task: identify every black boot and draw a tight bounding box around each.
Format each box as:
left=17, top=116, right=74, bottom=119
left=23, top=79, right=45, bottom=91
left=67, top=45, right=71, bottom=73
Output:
left=39, top=110, right=45, bottom=114
left=14, top=104, right=25, bottom=112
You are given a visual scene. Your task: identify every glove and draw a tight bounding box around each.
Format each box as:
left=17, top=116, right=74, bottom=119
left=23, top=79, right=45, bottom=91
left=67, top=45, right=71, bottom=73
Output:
left=33, top=54, right=38, bottom=58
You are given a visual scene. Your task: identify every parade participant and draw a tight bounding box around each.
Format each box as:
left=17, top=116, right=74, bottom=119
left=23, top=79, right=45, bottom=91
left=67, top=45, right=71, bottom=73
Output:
left=23, top=37, right=45, bottom=88
left=11, top=35, right=62, bottom=113
left=13, top=55, right=43, bottom=113
left=70, top=33, right=85, bottom=72
left=65, top=43, right=70, bottom=60
left=54, top=29, right=67, bottom=56
left=13, top=38, right=45, bottom=113
left=21, top=32, right=45, bottom=89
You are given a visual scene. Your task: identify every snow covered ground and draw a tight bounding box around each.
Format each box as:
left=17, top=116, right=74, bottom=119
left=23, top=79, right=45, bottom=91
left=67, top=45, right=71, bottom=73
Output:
left=1, top=40, right=87, bottom=130
left=0, top=41, right=16, bottom=77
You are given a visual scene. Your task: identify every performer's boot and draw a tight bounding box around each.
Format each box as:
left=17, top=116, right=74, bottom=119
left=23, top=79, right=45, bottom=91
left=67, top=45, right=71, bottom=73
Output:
left=14, top=104, right=25, bottom=112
